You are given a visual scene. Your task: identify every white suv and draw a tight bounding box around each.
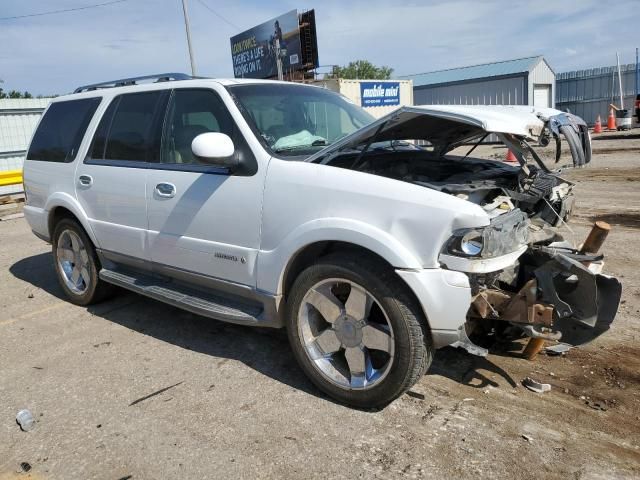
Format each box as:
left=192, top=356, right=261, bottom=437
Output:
left=23, top=73, right=621, bottom=407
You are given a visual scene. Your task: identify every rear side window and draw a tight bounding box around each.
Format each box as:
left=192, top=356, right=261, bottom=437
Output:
left=27, top=97, right=101, bottom=162
left=89, top=91, right=165, bottom=162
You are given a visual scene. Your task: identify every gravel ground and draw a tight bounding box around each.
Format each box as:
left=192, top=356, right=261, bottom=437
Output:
left=1, top=131, right=639, bottom=479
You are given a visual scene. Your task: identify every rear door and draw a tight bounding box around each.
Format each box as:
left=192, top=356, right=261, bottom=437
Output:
left=75, top=90, right=168, bottom=265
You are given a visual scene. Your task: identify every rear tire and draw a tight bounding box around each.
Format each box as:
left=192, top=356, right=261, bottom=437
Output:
left=286, top=253, right=433, bottom=408
left=52, top=218, right=113, bottom=306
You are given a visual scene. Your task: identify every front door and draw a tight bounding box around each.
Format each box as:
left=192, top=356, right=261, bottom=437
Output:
left=145, top=88, right=263, bottom=287
left=75, top=90, right=167, bottom=264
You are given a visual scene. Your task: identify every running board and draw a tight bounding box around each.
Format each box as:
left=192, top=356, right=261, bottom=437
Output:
left=99, top=268, right=263, bottom=326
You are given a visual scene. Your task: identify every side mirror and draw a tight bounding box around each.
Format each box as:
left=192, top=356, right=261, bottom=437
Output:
left=191, top=132, right=237, bottom=169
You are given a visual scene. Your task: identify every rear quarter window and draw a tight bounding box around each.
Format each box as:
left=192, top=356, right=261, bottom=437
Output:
left=27, top=97, right=101, bottom=162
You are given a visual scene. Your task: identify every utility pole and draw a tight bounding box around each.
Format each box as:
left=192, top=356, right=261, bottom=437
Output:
left=181, top=0, right=197, bottom=76
left=616, top=52, right=624, bottom=110
left=636, top=47, right=640, bottom=95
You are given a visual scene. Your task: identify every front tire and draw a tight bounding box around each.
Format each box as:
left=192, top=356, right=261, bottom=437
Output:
left=286, top=253, right=433, bottom=408
left=52, top=218, right=113, bottom=306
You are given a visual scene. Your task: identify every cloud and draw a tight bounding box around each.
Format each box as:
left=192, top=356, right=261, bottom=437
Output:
left=1, top=0, right=638, bottom=95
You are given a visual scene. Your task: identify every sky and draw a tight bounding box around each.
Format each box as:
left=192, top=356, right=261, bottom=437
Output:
left=1, top=0, right=639, bottom=96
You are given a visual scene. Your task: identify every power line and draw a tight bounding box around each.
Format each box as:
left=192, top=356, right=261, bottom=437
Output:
left=0, top=0, right=129, bottom=21
left=196, top=0, right=240, bottom=31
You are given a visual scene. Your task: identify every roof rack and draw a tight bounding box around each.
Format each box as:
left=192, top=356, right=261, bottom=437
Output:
left=74, top=73, right=192, bottom=93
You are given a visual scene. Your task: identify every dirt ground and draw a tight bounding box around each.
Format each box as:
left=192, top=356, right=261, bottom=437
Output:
left=1, top=131, right=639, bottom=479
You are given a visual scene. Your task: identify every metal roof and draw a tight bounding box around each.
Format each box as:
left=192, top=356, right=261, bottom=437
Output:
left=399, top=56, right=546, bottom=88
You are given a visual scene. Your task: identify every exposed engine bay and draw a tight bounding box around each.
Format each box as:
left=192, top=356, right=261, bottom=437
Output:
left=327, top=151, right=574, bottom=228
left=309, top=106, right=622, bottom=355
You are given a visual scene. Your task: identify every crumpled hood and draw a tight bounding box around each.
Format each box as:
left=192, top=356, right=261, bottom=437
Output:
left=306, top=104, right=590, bottom=168
left=406, top=105, right=550, bottom=137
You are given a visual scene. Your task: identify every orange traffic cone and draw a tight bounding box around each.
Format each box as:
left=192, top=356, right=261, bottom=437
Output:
left=505, top=150, right=518, bottom=163
left=607, top=108, right=616, bottom=130
left=593, top=115, right=602, bottom=134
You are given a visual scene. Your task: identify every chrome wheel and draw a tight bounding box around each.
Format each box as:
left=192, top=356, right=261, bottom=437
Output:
left=56, top=229, right=90, bottom=295
left=298, top=278, right=395, bottom=390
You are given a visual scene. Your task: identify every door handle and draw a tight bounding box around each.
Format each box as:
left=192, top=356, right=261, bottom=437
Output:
left=78, top=175, right=93, bottom=187
left=155, top=182, right=176, bottom=198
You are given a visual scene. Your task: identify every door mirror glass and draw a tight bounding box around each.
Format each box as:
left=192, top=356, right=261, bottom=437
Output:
left=191, top=132, right=236, bottom=167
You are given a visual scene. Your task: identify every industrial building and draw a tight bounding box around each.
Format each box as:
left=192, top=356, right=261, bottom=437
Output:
left=400, top=55, right=556, bottom=109
left=556, top=62, right=639, bottom=126
left=0, top=98, right=50, bottom=195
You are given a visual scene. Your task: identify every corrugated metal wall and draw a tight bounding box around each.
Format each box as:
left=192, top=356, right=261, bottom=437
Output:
left=529, top=59, right=556, bottom=108
left=0, top=98, right=50, bottom=195
left=556, top=63, right=638, bottom=125
left=413, top=75, right=528, bottom=106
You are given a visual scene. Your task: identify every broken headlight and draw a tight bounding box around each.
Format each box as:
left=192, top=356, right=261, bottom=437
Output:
left=444, top=209, right=529, bottom=259
left=460, top=230, right=484, bottom=256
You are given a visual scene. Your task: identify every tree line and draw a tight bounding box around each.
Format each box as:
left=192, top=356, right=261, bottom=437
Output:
left=326, top=60, right=394, bottom=80
left=0, top=88, right=33, bottom=99
left=0, top=88, right=53, bottom=99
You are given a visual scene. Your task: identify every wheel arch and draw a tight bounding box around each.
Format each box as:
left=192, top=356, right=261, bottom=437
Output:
left=281, top=241, right=396, bottom=299
left=45, top=193, right=98, bottom=247
left=258, top=219, right=423, bottom=298
left=277, top=239, right=435, bottom=333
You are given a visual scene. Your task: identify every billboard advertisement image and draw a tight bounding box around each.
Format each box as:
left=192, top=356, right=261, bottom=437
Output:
left=230, top=10, right=302, bottom=79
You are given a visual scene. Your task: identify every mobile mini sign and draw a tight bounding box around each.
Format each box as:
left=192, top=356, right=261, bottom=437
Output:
left=360, top=82, right=401, bottom=107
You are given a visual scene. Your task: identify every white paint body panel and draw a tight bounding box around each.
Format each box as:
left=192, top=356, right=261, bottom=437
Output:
left=145, top=169, right=264, bottom=285
left=406, top=105, right=549, bottom=138
left=257, top=158, right=489, bottom=294
left=75, top=164, right=148, bottom=259
left=396, top=268, right=471, bottom=332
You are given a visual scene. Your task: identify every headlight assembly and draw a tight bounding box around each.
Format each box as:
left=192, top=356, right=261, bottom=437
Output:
left=460, top=230, right=484, bottom=256
left=443, top=209, right=529, bottom=259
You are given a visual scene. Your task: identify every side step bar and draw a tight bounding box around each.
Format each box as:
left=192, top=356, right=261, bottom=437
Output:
left=99, top=268, right=263, bottom=326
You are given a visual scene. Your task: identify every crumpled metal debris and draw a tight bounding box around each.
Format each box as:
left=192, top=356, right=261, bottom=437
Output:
left=545, top=343, right=573, bottom=355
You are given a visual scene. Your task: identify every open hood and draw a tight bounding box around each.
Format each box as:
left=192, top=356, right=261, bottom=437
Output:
left=306, top=105, right=591, bottom=168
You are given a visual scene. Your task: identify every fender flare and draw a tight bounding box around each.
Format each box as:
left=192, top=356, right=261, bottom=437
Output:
left=44, top=192, right=100, bottom=247
left=257, top=217, right=423, bottom=296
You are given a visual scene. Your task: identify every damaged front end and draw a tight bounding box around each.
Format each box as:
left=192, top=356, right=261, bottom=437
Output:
left=463, top=221, right=622, bottom=355
left=306, top=105, right=622, bottom=355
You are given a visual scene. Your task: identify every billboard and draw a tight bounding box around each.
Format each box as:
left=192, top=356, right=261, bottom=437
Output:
left=299, top=10, right=319, bottom=71
left=230, top=10, right=302, bottom=79
left=360, top=82, right=401, bottom=107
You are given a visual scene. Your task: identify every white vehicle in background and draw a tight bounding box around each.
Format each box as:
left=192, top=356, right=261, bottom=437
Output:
left=22, top=73, right=621, bottom=408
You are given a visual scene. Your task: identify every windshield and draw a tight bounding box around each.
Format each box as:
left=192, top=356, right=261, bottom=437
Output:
left=227, top=83, right=375, bottom=157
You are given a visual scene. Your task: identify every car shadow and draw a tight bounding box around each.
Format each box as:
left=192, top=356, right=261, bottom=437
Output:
left=428, top=346, right=518, bottom=389
left=10, top=252, right=517, bottom=406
